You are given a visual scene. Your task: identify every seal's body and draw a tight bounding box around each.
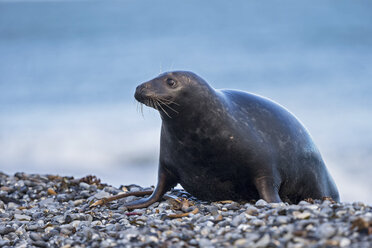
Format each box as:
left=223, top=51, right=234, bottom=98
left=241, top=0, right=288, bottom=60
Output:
left=130, top=71, right=339, bottom=208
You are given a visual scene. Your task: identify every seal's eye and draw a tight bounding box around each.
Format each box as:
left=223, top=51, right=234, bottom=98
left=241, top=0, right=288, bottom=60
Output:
left=166, top=78, right=177, bottom=88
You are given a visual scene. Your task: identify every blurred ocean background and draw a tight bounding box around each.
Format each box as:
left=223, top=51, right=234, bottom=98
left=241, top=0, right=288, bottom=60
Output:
left=0, top=0, right=371, bottom=203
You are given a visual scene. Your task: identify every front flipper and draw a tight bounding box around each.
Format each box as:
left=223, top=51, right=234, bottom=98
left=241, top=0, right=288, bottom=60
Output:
left=125, top=167, right=177, bottom=209
left=254, top=176, right=281, bottom=203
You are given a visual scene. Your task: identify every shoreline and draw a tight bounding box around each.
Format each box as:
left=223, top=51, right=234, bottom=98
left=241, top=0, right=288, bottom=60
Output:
left=0, top=172, right=371, bottom=247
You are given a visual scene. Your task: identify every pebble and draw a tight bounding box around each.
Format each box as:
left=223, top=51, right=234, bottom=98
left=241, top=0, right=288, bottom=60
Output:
left=0, top=172, right=370, bottom=247
left=79, top=182, right=91, bottom=190
left=275, top=216, right=289, bottom=224
left=234, top=238, right=249, bottom=247
left=93, top=191, right=111, bottom=199
left=199, top=238, right=212, bottom=247
left=73, top=199, right=84, bottom=206
left=32, top=240, right=48, bottom=247
left=224, top=202, right=240, bottom=210
left=205, top=205, right=219, bottom=215
left=339, top=237, right=351, bottom=247
left=245, top=205, right=259, bottom=216
left=317, top=223, right=337, bottom=238
left=255, top=199, right=268, bottom=207
left=7, top=202, right=18, bottom=209
left=255, top=233, right=270, bottom=247
left=39, top=198, right=54, bottom=206
left=30, top=232, right=42, bottom=241
left=0, top=225, right=15, bottom=235
left=231, top=212, right=246, bottom=227
left=292, top=211, right=311, bottom=219
left=0, top=240, right=10, bottom=246
left=14, top=213, right=32, bottom=221
left=27, top=224, right=40, bottom=231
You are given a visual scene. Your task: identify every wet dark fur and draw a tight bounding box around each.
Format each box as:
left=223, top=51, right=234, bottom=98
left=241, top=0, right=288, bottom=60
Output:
left=128, top=71, right=339, bottom=209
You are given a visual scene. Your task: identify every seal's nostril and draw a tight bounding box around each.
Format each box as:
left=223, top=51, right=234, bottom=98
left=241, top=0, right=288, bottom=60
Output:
left=135, top=85, right=144, bottom=94
left=135, top=85, right=144, bottom=101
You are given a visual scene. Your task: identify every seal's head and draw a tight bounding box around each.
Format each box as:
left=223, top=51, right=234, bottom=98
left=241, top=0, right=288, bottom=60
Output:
left=135, top=71, right=213, bottom=119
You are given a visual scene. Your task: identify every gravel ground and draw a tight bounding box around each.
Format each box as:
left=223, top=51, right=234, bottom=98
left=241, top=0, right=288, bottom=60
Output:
left=0, top=172, right=371, bottom=248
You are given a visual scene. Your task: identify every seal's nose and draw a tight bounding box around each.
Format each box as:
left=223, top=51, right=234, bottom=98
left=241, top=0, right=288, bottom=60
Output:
left=135, top=83, right=151, bottom=102
left=134, top=84, right=144, bottom=102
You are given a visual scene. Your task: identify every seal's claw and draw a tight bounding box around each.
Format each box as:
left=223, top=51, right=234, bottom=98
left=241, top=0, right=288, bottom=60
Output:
left=89, top=190, right=155, bottom=208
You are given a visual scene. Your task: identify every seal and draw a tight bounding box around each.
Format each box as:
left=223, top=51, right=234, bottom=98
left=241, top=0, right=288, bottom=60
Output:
left=128, top=71, right=339, bottom=209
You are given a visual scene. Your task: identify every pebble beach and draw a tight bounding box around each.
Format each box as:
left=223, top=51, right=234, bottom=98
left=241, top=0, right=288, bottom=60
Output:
left=0, top=172, right=371, bottom=247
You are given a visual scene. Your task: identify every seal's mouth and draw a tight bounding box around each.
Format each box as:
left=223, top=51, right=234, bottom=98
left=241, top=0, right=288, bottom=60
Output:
left=134, top=85, right=179, bottom=118
left=134, top=86, right=157, bottom=108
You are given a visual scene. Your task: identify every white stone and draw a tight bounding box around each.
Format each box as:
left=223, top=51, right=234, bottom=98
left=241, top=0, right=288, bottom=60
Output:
left=339, top=238, right=351, bottom=247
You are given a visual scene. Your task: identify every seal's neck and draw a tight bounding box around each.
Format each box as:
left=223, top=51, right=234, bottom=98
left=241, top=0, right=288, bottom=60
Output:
left=161, top=89, right=229, bottom=136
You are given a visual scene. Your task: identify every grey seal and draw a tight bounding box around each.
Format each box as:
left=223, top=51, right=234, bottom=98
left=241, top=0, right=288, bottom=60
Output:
left=127, top=71, right=339, bottom=208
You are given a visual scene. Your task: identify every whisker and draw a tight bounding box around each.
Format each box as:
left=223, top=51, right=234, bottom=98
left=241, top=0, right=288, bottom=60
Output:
left=152, top=99, right=158, bottom=110
left=157, top=97, right=180, bottom=106
left=136, top=94, right=178, bottom=119
left=155, top=100, right=172, bottom=118
left=150, top=99, right=155, bottom=109
left=157, top=98, right=179, bottom=114
left=140, top=103, right=144, bottom=117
